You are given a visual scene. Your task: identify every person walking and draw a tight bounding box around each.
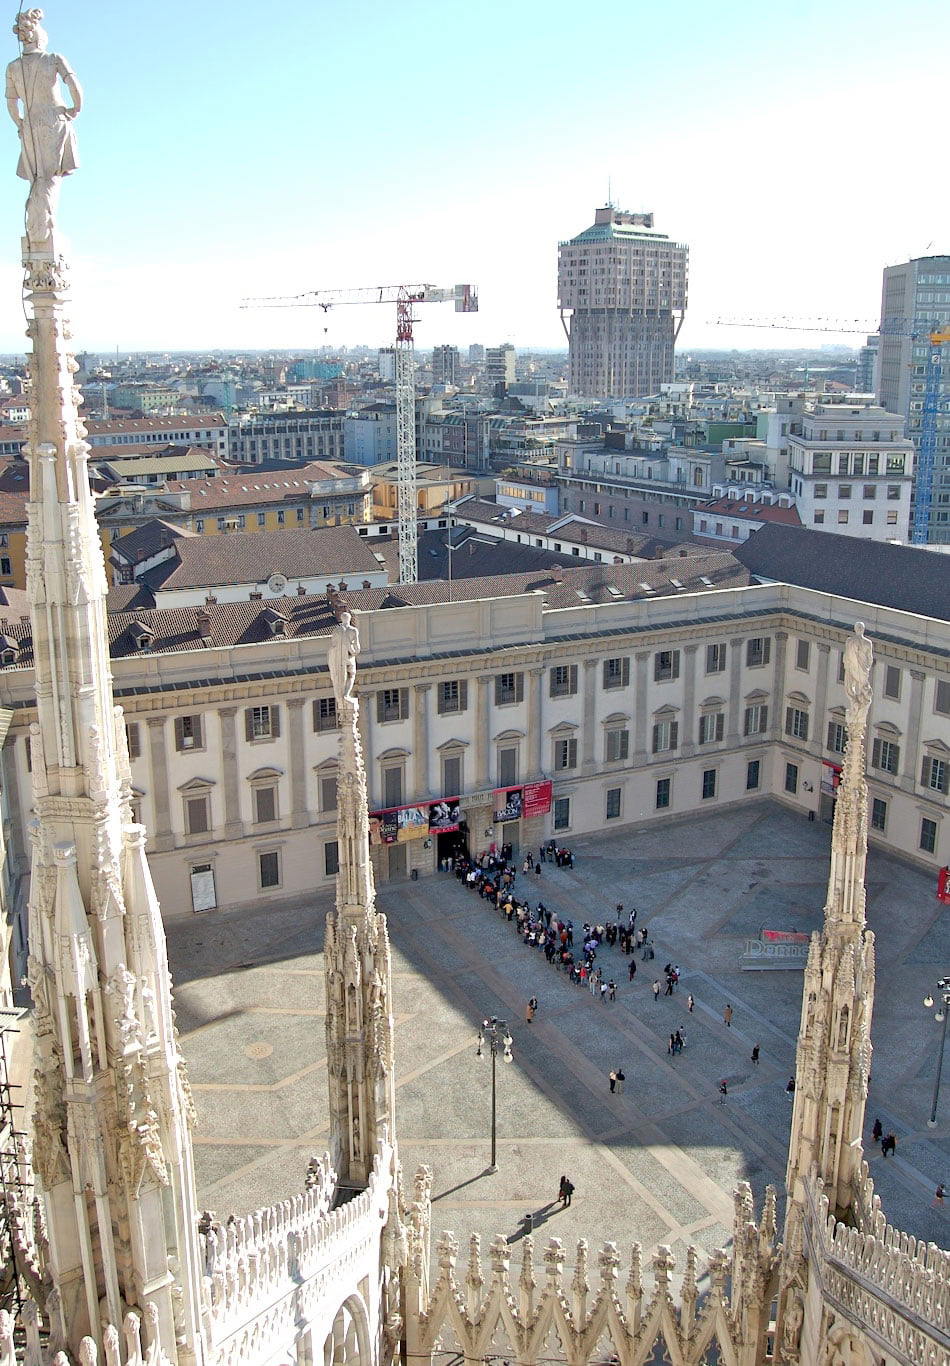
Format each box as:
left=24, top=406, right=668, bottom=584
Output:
left=751, top=1044, right=760, bottom=1066
left=723, top=1004, right=733, bottom=1027
left=609, top=1069, right=617, bottom=1094
left=652, top=979, right=661, bottom=1002
left=615, top=1067, right=625, bottom=1095
left=719, top=1080, right=728, bottom=1104
left=525, top=1000, right=535, bottom=1024
left=668, top=1032, right=676, bottom=1056
left=628, top=957, right=637, bottom=982
left=664, top=973, right=674, bottom=996
left=933, top=1183, right=946, bottom=1208
left=872, top=1117, right=883, bottom=1143
left=674, top=1029, right=685, bottom=1054
left=557, top=1173, right=570, bottom=1204
left=786, top=1075, right=796, bottom=1097
left=600, top=981, right=609, bottom=1005
left=608, top=980, right=616, bottom=1002
left=882, top=1132, right=897, bottom=1158
left=527, top=995, right=538, bottom=1022
left=687, top=993, right=694, bottom=1013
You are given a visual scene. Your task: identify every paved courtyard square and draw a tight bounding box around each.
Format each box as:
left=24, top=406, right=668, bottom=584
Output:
left=166, top=799, right=950, bottom=1262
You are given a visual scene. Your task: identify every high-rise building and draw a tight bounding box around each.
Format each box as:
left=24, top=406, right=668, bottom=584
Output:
left=878, top=255, right=950, bottom=542
left=468, top=343, right=485, bottom=364
left=558, top=205, right=688, bottom=399
left=856, top=333, right=879, bottom=395
left=485, top=343, right=516, bottom=393
left=431, top=344, right=460, bottom=386
left=378, top=346, right=397, bottom=382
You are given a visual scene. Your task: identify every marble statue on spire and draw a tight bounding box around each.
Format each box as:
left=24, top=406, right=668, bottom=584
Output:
left=328, top=609, right=360, bottom=706
left=5, top=8, right=81, bottom=245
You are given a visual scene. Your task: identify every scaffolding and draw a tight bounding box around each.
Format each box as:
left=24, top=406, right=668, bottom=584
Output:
left=0, top=1007, right=30, bottom=1323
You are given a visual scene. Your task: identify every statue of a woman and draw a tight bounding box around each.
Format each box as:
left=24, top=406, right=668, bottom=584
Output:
left=327, top=610, right=360, bottom=708
left=843, top=621, right=873, bottom=712
left=5, top=9, right=82, bottom=244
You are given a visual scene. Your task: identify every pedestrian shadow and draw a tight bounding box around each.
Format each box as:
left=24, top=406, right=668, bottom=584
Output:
left=506, top=1201, right=562, bottom=1244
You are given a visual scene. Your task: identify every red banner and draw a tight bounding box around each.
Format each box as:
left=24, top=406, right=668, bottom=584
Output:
left=523, top=780, right=553, bottom=818
left=938, top=867, right=950, bottom=905
left=762, top=929, right=810, bottom=943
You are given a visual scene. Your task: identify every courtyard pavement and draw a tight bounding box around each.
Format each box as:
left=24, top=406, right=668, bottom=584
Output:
left=165, top=798, right=950, bottom=1265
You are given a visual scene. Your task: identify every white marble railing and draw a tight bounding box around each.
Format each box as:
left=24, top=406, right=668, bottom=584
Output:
left=0, top=1302, right=170, bottom=1366
left=200, top=1141, right=393, bottom=1357
left=806, top=1169, right=950, bottom=1353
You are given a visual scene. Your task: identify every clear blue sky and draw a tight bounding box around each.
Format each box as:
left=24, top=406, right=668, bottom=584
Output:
left=1, top=0, right=947, bottom=353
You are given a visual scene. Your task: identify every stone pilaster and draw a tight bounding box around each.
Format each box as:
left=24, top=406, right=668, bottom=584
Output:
left=287, top=697, right=309, bottom=829
left=146, top=717, right=174, bottom=852
left=218, top=704, right=242, bottom=838
left=633, top=651, right=651, bottom=763
left=474, top=675, right=492, bottom=789
left=680, top=644, right=698, bottom=758
left=581, top=659, right=597, bottom=773
left=726, top=637, right=744, bottom=747
left=901, top=669, right=925, bottom=789
left=413, top=683, right=431, bottom=799
left=526, top=667, right=544, bottom=779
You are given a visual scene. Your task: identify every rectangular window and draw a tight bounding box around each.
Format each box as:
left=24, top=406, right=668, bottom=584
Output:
left=827, top=721, right=846, bottom=753
left=602, top=656, right=630, bottom=689
left=554, top=737, right=578, bottom=770
left=550, top=664, right=579, bottom=698
left=438, top=679, right=468, bottom=714
left=254, top=785, right=277, bottom=823
left=698, top=712, right=724, bottom=744
left=887, top=485, right=901, bottom=500
left=0, top=556, right=10, bottom=576
left=383, top=766, right=403, bottom=808
left=871, top=797, right=887, bottom=832
left=838, top=510, right=849, bottom=524
left=314, top=697, right=337, bottom=731
left=839, top=484, right=852, bottom=499
left=553, top=796, right=570, bottom=831
left=701, top=768, right=717, bottom=800
left=795, top=639, right=810, bottom=671
left=655, top=777, right=671, bottom=809
left=376, top=688, right=408, bottom=723
left=319, top=773, right=337, bottom=812
left=324, top=841, right=340, bottom=876
left=125, top=722, right=141, bottom=760
left=785, top=707, right=809, bottom=741
left=706, top=642, right=726, bottom=674
left=814, top=483, right=827, bottom=499
left=442, top=753, right=462, bottom=795
left=498, top=746, right=518, bottom=786
left=605, top=727, right=630, bottom=762
left=257, top=511, right=266, bottom=527
left=654, top=649, right=680, bottom=682
left=863, top=485, right=876, bottom=500
left=883, top=665, right=901, bottom=701
left=746, top=637, right=771, bottom=667
left=935, top=680, right=950, bottom=715
left=185, top=794, right=209, bottom=835
left=744, top=703, right=769, bottom=736
left=920, top=818, right=938, bottom=854
left=871, top=738, right=900, bottom=774
left=246, top=705, right=279, bottom=740
left=174, top=714, right=203, bottom=751
left=652, top=719, right=679, bottom=753
left=605, top=787, right=621, bottom=820
left=259, top=849, right=280, bottom=889
left=814, top=511, right=825, bottom=524
left=922, top=756, right=950, bottom=795
left=746, top=759, right=761, bottom=791
left=495, top=671, right=524, bottom=705
left=784, top=762, right=799, bottom=795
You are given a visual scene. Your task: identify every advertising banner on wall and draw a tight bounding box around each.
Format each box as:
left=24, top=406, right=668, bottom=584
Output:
left=821, top=761, right=842, bottom=796
left=523, top=780, right=553, bottom=818
left=397, top=805, right=429, bottom=842
left=369, top=811, right=399, bottom=845
left=428, top=798, right=461, bottom=832
left=493, top=787, right=523, bottom=823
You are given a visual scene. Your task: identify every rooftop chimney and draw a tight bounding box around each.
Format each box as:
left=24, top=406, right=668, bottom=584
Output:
left=196, top=609, right=213, bottom=639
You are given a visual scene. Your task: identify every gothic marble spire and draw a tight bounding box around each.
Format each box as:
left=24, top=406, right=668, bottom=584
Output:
left=11, top=17, right=204, bottom=1361
left=777, top=624, right=877, bottom=1361
left=324, top=615, right=396, bottom=1184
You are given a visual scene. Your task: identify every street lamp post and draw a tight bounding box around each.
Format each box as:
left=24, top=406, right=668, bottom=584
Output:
left=475, top=1016, right=513, bottom=1173
left=923, top=978, right=950, bottom=1128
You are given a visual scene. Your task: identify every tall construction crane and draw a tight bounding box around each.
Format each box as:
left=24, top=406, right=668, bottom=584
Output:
left=710, top=315, right=950, bottom=544
left=242, top=282, right=478, bottom=583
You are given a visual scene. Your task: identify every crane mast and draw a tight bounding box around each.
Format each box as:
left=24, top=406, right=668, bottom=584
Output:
left=243, top=282, right=478, bottom=583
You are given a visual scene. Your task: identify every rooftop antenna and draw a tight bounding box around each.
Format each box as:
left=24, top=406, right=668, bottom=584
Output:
left=607, top=175, right=612, bottom=208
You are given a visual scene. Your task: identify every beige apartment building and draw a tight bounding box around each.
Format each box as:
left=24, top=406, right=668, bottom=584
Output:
left=0, top=571, right=946, bottom=938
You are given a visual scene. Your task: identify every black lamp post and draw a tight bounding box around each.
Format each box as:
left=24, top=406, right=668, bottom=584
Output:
left=923, top=978, right=950, bottom=1128
left=475, top=1016, right=513, bottom=1173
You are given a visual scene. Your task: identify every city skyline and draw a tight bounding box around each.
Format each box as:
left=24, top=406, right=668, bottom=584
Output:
left=0, top=0, right=947, bottom=354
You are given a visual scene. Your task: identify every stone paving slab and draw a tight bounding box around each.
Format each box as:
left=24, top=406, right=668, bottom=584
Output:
left=165, top=798, right=950, bottom=1261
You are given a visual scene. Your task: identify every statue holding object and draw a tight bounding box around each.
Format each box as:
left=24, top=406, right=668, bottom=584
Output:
left=5, top=8, right=81, bottom=247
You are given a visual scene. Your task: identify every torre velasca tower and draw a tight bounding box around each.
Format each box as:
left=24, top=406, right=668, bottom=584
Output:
left=558, top=205, right=688, bottom=399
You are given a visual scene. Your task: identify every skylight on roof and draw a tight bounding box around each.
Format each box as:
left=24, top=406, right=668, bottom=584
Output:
left=699, top=575, right=714, bottom=587
left=639, top=582, right=655, bottom=593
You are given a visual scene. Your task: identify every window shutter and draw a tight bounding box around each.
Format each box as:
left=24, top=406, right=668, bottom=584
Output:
left=715, top=713, right=724, bottom=741
left=458, top=679, right=468, bottom=711
left=270, top=707, right=280, bottom=738
left=126, top=723, right=140, bottom=759
left=872, top=738, right=881, bottom=767
left=245, top=708, right=254, bottom=742
left=922, top=757, right=931, bottom=787
left=652, top=723, right=660, bottom=752
left=516, top=673, right=524, bottom=702
left=672, top=651, right=680, bottom=680
left=763, top=639, right=771, bottom=664
left=761, top=706, right=768, bottom=731
left=602, top=660, right=611, bottom=688
left=785, top=707, right=794, bottom=734
left=194, top=715, right=203, bottom=748
left=174, top=717, right=185, bottom=750
left=568, top=738, right=577, bottom=768
left=622, top=657, right=630, bottom=686
left=670, top=721, right=679, bottom=750
left=399, top=689, right=408, bottom=721
left=377, top=692, right=385, bottom=724
left=569, top=665, right=578, bottom=693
